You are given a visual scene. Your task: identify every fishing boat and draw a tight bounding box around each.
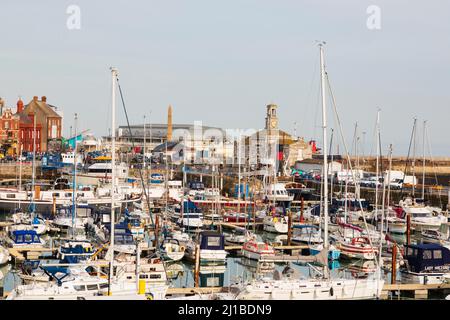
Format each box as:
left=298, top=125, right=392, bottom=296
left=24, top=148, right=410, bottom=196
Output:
left=336, top=236, right=378, bottom=260
left=160, top=239, right=185, bottom=262
left=263, top=214, right=289, bottom=234
left=241, top=238, right=275, bottom=261
left=401, top=243, right=450, bottom=284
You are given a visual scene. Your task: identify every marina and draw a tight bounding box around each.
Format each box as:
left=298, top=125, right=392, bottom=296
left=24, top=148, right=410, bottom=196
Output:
left=0, top=2, right=449, bottom=307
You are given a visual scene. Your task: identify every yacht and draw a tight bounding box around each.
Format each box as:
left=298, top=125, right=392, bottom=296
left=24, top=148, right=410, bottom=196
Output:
left=397, top=197, right=443, bottom=232
left=241, top=238, right=275, bottom=261
left=263, top=215, right=289, bottom=234
left=291, top=225, right=323, bottom=244
left=233, top=266, right=383, bottom=300
left=265, top=183, right=294, bottom=203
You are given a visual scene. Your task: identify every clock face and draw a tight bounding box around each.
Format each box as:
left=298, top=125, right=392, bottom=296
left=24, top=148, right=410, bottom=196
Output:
left=271, top=119, right=277, bottom=128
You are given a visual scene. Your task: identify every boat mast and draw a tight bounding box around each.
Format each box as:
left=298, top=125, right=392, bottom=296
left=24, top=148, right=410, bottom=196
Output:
left=422, top=120, right=427, bottom=200
left=71, top=113, right=78, bottom=239
left=108, top=67, right=118, bottom=295
left=31, top=111, right=36, bottom=218
left=319, top=43, right=329, bottom=251
left=375, top=109, right=380, bottom=224
left=411, top=117, right=417, bottom=197
left=237, top=138, right=241, bottom=213
left=143, top=114, right=146, bottom=171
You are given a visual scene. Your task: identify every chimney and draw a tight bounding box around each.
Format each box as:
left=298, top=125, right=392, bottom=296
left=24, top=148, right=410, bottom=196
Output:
left=17, top=98, right=24, bottom=113
left=41, top=96, right=47, bottom=103
left=33, top=96, right=38, bottom=102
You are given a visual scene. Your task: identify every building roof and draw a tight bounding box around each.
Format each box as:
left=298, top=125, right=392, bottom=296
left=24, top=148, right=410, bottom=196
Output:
left=19, top=98, right=62, bottom=119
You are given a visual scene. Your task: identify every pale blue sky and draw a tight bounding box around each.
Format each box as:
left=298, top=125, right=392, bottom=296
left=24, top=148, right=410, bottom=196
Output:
left=0, top=1, right=449, bottom=155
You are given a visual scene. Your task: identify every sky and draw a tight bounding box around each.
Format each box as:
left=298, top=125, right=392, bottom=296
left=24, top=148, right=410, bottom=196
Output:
left=0, top=0, right=449, bottom=156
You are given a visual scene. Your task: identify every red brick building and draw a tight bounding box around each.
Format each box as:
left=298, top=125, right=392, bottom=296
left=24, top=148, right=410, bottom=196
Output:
left=16, top=96, right=62, bottom=153
left=0, top=108, right=20, bottom=155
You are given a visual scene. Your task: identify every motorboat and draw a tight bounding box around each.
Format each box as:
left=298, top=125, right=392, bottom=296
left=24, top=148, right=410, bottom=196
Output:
left=241, top=238, right=275, bottom=261
left=291, top=225, right=323, bottom=244
left=396, top=197, right=443, bottom=232
left=336, top=237, right=378, bottom=260
left=185, top=231, right=228, bottom=265
left=401, top=243, right=450, bottom=284
left=263, top=215, right=289, bottom=234
left=160, top=239, right=185, bottom=262
left=224, top=228, right=254, bottom=245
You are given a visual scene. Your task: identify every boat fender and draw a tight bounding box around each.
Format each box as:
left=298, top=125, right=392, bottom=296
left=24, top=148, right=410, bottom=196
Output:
left=330, top=287, right=334, bottom=296
left=147, top=293, right=154, bottom=300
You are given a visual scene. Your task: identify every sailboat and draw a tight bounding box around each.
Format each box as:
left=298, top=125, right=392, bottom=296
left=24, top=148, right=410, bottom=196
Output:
left=233, top=43, right=384, bottom=300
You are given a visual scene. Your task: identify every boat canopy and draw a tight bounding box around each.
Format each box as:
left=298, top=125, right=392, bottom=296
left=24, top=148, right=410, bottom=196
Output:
left=11, top=230, right=41, bottom=244
left=404, top=243, right=450, bottom=273
left=200, top=231, right=225, bottom=250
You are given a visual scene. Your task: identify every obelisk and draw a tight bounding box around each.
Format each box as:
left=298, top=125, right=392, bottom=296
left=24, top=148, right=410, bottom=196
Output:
left=167, top=105, right=173, bottom=141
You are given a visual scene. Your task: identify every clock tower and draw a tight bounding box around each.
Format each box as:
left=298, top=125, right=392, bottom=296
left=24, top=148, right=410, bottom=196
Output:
left=265, top=103, right=278, bottom=132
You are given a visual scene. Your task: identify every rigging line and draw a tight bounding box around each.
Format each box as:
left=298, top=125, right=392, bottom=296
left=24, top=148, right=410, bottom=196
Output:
left=300, top=53, right=320, bottom=138
left=325, top=72, right=381, bottom=272
left=399, top=118, right=416, bottom=199
left=368, top=111, right=378, bottom=159
left=115, top=76, right=169, bottom=276
left=425, top=125, right=442, bottom=208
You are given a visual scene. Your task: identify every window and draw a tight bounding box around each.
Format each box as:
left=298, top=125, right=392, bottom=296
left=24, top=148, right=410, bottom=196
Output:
left=17, top=235, right=24, bottom=243
left=99, top=283, right=108, bottom=289
left=25, top=234, right=33, bottom=242
left=6, top=194, right=15, bottom=199
left=423, top=250, right=432, bottom=260
left=434, top=250, right=442, bottom=259
left=150, top=274, right=161, bottom=279
left=87, top=284, right=98, bottom=291
left=207, top=237, right=221, bottom=247
left=74, top=285, right=86, bottom=291
left=65, top=193, right=72, bottom=197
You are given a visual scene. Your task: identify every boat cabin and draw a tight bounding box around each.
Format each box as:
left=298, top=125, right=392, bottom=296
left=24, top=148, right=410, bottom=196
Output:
left=404, top=243, right=450, bottom=273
